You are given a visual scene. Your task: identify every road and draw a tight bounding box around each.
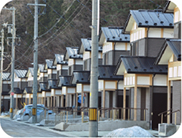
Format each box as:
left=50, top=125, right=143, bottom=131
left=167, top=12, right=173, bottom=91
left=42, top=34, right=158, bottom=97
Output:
left=0, top=118, right=67, bottom=137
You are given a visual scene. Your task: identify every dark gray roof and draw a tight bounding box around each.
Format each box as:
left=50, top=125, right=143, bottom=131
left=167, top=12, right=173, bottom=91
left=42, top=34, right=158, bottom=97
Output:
left=116, top=56, right=168, bottom=74
left=38, top=64, right=47, bottom=73
left=54, top=54, right=68, bottom=65
left=124, top=9, right=174, bottom=33
left=155, top=38, right=181, bottom=64
left=80, top=38, right=102, bottom=52
left=58, top=76, right=75, bottom=87
left=13, top=88, right=23, bottom=94
left=45, top=59, right=56, bottom=69
left=64, top=47, right=83, bottom=60
left=98, top=65, right=123, bottom=80
left=71, top=71, right=90, bottom=84
left=101, top=27, right=130, bottom=42
left=2, top=73, right=11, bottom=81
left=24, top=87, right=33, bottom=94
left=48, top=79, right=58, bottom=89
left=39, top=82, right=49, bottom=92
left=14, top=69, right=28, bottom=78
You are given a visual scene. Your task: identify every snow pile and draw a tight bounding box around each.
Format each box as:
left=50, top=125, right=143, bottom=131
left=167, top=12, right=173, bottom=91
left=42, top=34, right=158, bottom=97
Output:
left=104, top=126, right=154, bottom=137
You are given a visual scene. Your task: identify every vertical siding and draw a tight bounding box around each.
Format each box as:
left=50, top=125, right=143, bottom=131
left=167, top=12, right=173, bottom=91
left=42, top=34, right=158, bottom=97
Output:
left=172, top=80, right=181, bottom=125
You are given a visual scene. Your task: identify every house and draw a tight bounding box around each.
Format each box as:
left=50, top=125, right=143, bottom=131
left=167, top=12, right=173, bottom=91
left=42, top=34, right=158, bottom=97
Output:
left=163, top=1, right=181, bottom=39
left=53, top=54, right=68, bottom=107
left=115, top=56, right=168, bottom=129
left=71, top=71, right=90, bottom=108
left=13, top=69, right=28, bottom=109
left=2, top=73, right=11, bottom=111
left=123, top=9, right=174, bottom=57
left=99, top=27, right=130, bottom=65
left=58, top=76, right=76, bottom=108
left=155, top=38, right=181, bottom=125
left=64, top=47, right=83, bottom=75
left=98, top=65, right=124, bottom=118
left=79, top=38, right=102, bottom=71
left=114, top=8, right=175, bottom=129
left=98, top=27, right=131, bottom=118
left=23, top=67, right=34, bottom=105
left=53, top=54, right=68, bottom=78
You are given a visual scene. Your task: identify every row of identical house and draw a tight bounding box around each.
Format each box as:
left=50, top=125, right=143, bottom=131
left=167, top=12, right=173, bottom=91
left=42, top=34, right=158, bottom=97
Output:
left=1, top=1, right=181, bottom=129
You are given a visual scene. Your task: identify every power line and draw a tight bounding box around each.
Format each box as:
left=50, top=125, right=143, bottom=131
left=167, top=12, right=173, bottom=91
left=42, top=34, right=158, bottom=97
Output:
left=38, top=0, right=89, bottom=50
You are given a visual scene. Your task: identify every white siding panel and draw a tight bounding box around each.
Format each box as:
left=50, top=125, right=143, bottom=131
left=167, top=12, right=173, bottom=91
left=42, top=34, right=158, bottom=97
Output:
left=103, top=42, right=112, bottom=53
left=38, top=93, right=42, bottom=98
left=68, top=59, right=74, bottom=66
left=75, top=59, right=83, bottom=65
left=51, top=89, right=55, bottom=96
left=68, top=88, right=75, bottom=94
left=42, top=92, right=45, bottom=97
left=178, top=66, right=181, bottom=77
left=53, top=70, right=57, bottom=74
left=26, top=94, right=30, bottom=98
left=137, top=76, right=150, bottom=85
left=83, top=51, right=90, bottom=60
left=55, top=90, right=62, bottom=95
left=62, top=65, right=68, bottom=70
left=169, top=67, right=173, bottom=78
left=127, top=43, right=130, bottom=50
left=148, top=28, right=161, bottom=37
left=105, top=81, right=116, bottom=89
left=83, top=85, right=90, bottom=92
left=31, top=94, right=33, bottom=98
left=57, top=65, right=61, bottom=70
left=46, top=92, right=51, bottom=97
left=174, top=66, right=177, bottom=77
left=118, top=81, right=124, bottom=89
left=154, top=75, right=167, bottom=86
left=62, top=87, right=66, bottom=95
left=163, top=28, right=174, bottom=38
left=4, top=96, right=10, bottom=99
left=98, top=80, right=103, bottom=91
left=77, top=84, right=82, bottom=93
left=48, top=69, right=52, bottom=74
left=17, top=95, right=22, bottom=98
left=115, top=43, right=125, bottom=50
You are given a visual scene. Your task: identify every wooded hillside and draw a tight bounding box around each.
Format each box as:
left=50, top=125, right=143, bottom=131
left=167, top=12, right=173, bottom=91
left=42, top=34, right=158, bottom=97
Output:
left=0, top=0, right=167, bottom=70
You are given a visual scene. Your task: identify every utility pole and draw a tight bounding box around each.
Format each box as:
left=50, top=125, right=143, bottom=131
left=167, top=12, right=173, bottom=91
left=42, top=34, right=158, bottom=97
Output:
left=89, top=0, right=100, bottom=137
left=27, top=0, right=46, bottom=123
left=3, top=7, right=16, bottom=119
left=0, top=29, right=4, bottom=115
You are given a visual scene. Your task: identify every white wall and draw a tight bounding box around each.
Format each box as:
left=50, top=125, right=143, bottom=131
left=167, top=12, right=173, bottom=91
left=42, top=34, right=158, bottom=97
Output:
left=103, top=42, right=112, bottom=53
left=55, top=90, right=62, bottom=95
left=154, top=75, right=167, bottom=86
left=137, top=76, right=150, bottom=85
left=105, top=81, right=116, bottom=89
left=76, top=84, right=82, bottom=93
left=83, top=84, right=90, bottom=92
left=75, top=59, right=83, bottom=65
left=98, top=80, right=103, bottom=91
left=83, top=51, right=90, bottom=60
left=68, top=59, right=74, bottom=66
left=68, top=88, right=75, bottom=94
left=62, top=87, right=66, bottom=95
left=115, top=43, right=125, bottom=50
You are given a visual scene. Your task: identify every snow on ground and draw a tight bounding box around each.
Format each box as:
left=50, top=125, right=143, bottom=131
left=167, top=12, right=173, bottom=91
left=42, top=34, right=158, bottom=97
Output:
left=104, top=126, right=154, bottom=137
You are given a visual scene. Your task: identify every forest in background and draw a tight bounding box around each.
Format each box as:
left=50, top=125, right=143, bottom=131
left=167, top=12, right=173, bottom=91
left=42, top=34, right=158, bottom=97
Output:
left=0, top=0, right=167, bottom=70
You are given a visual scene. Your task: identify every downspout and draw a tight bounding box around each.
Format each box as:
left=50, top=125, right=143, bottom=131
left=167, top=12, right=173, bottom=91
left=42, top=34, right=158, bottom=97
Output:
left=113, top=42, right=116, bottom=65
left=146, top=27, right=150, bottom=57
left=150, top=73, right=155, bottom=130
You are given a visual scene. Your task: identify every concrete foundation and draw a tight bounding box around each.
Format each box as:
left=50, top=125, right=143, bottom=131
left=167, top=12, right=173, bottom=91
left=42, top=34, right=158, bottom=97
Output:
left=62, top=120, right=149, bottom=131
